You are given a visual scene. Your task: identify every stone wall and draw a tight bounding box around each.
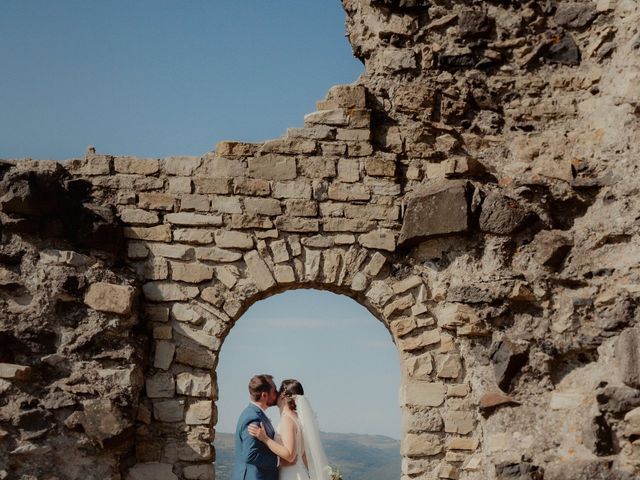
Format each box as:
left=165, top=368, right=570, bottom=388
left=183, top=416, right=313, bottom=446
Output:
left=1, top=1, right=640, bottom=479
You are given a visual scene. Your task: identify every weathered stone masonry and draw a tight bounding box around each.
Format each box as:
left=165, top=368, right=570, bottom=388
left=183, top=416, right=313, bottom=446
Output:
left=1, top=1, right=640, bottom=479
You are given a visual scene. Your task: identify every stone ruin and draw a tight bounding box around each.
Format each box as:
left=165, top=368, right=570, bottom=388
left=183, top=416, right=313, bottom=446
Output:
left=1, top=0, right=640, bottom=479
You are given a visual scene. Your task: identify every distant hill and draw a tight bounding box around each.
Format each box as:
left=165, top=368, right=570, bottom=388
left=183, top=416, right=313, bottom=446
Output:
left=214, top=431, right=400, bottom=480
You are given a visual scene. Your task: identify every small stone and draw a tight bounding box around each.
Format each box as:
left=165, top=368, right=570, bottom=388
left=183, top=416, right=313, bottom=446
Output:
left=173, top=228, right=215, bottom=245
left=554, top=2, right=597, bottom=29
left=175, top=345, right=216, bottom=369
left=138, top=193, right=176, bottom=211
left=399, top=181, right=469, bottom=247
left=165, top=213, right=223, bottom=226
left=446, top=437, right=479, bottom=451
left=171, top=303, right=203, bottom=324
left=154, top=341, right=175, bottom=370
left=124, top=225, right=172, bottom=242
left=248, top=155, right=297, bottom=180
left=244, top=251, right=276, bottom=291
left=624, top=407, right=640, bottom=437
left=479, top=392, right=519, bottom=411
left=490, top=338, right=528, bottom=392
left=200, top=287, right=225, bottom=308
left=215, top=230, right=253, bottom=249
left=114, top=156, right=159, bottom=175
left=153, top=399, right=184, bottom=422
left=146, top=373, right=176, bottom=398
left=402, top=433, right=442, bottom=457
left=143, top=282, right=199, bottom=302
left=196, top=247, right=242, bottom=263
left=176, top=372, right=212, bottom=398
left=616, top=328, right=640, bottom=389
left=405, top=353, right=433, bottom=378
left=364, top=252, right=387, bottom=276
left=479, top=192, right=529, bottom=235
left=120, top=208, right=160, bottom=225
left=170, top=262, right=214, bottom=284
left=401, top=382, right=446, bottom=407
left=0, top=363, right=32, bottom=380
left=84, top=282, right=136, bottom=316
left=443, top=411, right=474, bottom=435
left=358, top=229, right=396, bottom=252
left=185, top=400, right=212, bottom=425
left=437, top=354, right=462, bottom=379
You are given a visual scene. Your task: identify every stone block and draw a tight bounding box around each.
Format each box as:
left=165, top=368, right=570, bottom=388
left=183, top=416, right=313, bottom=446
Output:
left=173, top=323, right=220, bottom=350
left=215, top=141, right=259, bottom=157
left=272, top=180, right=312, bottom=199
left=399, top=181, right=469, bottom=246
left=359, top=229, right=396, bottom=252
left=402, top=433, right=442, bottom=457
left=437, top=354, right=462, bottom=379
left=120, top=208, right=160, bottom=225
left=275, top=217, right=320, bottom=233
left=124, top=225, right=172, bottom=242
left=84, top=282, right=136, bottom=315
left=317, top=84, right=366, bottom=110
left=214, top=230, right=253, bottom=249
left=180, top=194, right=210, bottom=212
left=400, top=330, right=441, bottom=351
left=327, top=183, right=370, bottom=201
left=248, top=155, right=297, bottom=180
left=114, top=157, right=159, bottom=175
left=165, top=213, right=223, bottom=226
left=196, top=246, right=243, bottom=263
left=366, top=281, right=394, bottom=306
left=260, top=138, right=316, bottom=155
left=210, top=195, right=242, bottom=214
left=175, top=345, right=216, bottom=369
left=244, top=197, right=282, bottom=216
left=0, top=363, right=31, bottom=380
left=183, top=464, right=213, bottom=480
left=215, top=266, right=240, bottom=288
left=200, top=286, right=224, bottom=307
left=146, top=372, right=176, bottom=398
left=364, top=252, right=387, bottom=276
left=168, top=177, right=192, bottom=194
left=170, top=262, right=214, bottom=283
left=153, top=399, right=184, bottom=422
left=285, top=199, right=318, bottom=217
left=185, top=400, right=213, bottom=425
left=344, top=204, right=399, bottom=221
left=299, top=156, right=337, bottom=178
left=443, top=411, right=474, bottom=435
left=171, top=303, right=203, bottom=324
left=143, top=282, right=199, bottom=302
left=405, top=353, right=433, bottom=378
left=479, top=192, right=529, bottom=235
left=244, top=251, right=276, bottom=291
left=304, top=109, right=350, bottom=126
left=154, top=341, right=175, bottom=370
left=274, top=264, right=296, bottom=283
left=176, top=372, right=212, bottom=397
left=287, top=126, right=336, bottom=141
left=616, top=328, right=640, bottom=389
left=365, top=156, right=396, bottom=177
left=138, top=193, right=176, bottom=211
left=173, top=228, right=215, bottom=245
left=194, top=177, right=232, bottom=194
left=234, top=177, right=270, bottom=196
left=337, top=159, right=360, bottom=182
left=336, top=128, right=370, bottom=142
left=401, top=382, right=446, bottom=407
left=199, top=155, right=246, bottom=177
left=164, top=156, right=202, bottom=176
left=324, top=218, right=375, bottom=232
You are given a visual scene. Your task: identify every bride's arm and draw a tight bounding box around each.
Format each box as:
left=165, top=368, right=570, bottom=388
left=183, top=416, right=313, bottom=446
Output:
left=248, top=417, right=297, bottom=463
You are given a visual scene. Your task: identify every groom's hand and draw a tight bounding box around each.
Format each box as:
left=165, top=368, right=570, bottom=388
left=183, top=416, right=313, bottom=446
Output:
left=248, top=422, right=268, bottom=442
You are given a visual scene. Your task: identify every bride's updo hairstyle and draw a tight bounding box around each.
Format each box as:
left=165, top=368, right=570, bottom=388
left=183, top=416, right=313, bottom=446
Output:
left=278, top=379, right=304, bottom=411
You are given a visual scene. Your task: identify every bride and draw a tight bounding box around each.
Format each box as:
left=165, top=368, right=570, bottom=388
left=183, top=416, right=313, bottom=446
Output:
left=248, top=379, right=331, bottom=480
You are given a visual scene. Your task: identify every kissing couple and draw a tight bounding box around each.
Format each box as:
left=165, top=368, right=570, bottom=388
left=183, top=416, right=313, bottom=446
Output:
left=231, top=374, right=332, bottom=480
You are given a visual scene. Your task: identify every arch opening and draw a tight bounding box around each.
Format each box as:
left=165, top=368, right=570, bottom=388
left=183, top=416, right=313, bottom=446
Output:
left=214, top=288, right=402, bottom=480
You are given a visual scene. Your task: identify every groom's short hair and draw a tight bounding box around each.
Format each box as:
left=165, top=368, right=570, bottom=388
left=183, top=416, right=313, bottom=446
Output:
left=249, top=374, right=274, bottom=401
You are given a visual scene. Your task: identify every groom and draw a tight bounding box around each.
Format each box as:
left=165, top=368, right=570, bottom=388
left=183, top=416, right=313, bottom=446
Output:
left=231, top=374, right=279, bottom=480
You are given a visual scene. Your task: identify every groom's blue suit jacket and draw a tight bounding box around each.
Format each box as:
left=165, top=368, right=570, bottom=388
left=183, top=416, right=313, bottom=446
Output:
left=231, top=404, right=278, bottom=480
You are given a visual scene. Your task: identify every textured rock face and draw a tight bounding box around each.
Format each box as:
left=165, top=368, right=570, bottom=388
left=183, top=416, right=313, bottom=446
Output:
left=2, top=0, right=640, bottom=479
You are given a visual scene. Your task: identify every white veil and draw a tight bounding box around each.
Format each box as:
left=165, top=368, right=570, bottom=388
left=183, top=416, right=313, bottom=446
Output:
left=294, top=395, right=331, bottom=480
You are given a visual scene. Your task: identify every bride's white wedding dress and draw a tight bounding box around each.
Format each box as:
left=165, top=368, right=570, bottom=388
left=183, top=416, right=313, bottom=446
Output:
left=277, top=415, right=310, bottom=480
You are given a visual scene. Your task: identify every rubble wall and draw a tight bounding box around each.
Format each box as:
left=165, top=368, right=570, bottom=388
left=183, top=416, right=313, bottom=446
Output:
left=1, top=1, right=639, bottom=479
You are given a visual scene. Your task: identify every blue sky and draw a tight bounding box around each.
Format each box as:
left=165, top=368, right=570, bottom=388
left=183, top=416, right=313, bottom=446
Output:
left=217, top=290, right=401, bottom=439
left=0, top=1, right=402, bottom=438
left=0, top=0, right=363, bottom=159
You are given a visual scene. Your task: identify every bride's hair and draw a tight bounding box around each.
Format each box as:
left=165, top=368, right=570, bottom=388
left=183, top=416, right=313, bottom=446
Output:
left=278, top=379, right=304, bottom=411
